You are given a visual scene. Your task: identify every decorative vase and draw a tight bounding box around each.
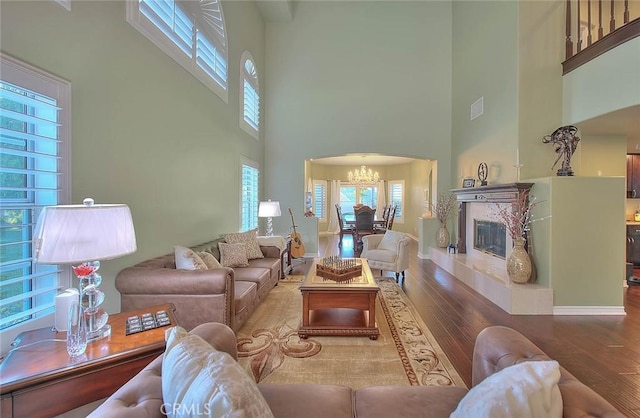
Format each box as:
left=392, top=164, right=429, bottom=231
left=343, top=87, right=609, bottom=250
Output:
left=437, top=225, right=450, bottom=248
left=507, top=238, right=532, bottom=284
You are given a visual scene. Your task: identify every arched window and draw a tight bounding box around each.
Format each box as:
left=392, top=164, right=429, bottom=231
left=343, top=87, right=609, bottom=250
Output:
left=240, top=51, right=259, bottom=139
left=127, top=0, right=229, bottom=102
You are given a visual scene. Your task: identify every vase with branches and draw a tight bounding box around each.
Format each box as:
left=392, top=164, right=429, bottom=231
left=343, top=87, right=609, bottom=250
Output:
left=492, top=190, right=540, bottom=284
left=433, top=193, right=455, bottom=248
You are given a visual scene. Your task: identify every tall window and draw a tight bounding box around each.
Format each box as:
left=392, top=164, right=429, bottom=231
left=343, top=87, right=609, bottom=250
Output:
left=240, top=159, right=259, bottom=232
left=340, top=185, right=378, bottom=215
left=240, top=51, right=259, bottom=139
left=127, top=0, right=229, bottom=102
left=312, top=180, right=326, bottom=221
left=0, top=54, right=71, bottom=341
left=388, top=180, right=404, bottom=223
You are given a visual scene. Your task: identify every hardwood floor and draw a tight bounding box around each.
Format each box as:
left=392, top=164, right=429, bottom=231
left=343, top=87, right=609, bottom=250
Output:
left=315, top=234, right=640, bottom=417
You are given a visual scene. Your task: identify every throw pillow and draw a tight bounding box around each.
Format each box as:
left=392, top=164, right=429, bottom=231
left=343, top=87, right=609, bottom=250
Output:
left=162, top=326, right=274, bottom=418
left=174, top=245, right=207, bottom=270
left=450, top=360, right=562, bottom=418
left=199, top=251, right=222, bottom=269
left=218, top=242, right=249, bottom=268
left=223, top=229, right=264, bottom=260
left=378, top=230, right=405, bottom=252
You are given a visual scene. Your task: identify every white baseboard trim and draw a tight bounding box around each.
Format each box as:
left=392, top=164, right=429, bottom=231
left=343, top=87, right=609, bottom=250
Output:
left=418, top=251, right=429, bottom=259
left=553, top=306, right=626, bottom=315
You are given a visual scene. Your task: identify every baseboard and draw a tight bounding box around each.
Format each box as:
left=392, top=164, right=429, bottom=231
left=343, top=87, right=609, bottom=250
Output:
left=553, top=306, right=626, bottom=315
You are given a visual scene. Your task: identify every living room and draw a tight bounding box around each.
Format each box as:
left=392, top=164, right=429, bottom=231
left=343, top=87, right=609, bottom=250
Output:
left=1, top=0, right=639, bottom=414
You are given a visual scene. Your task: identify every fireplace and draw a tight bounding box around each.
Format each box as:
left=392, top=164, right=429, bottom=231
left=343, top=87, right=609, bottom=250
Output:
left=474, top=220, right=506, bottom=259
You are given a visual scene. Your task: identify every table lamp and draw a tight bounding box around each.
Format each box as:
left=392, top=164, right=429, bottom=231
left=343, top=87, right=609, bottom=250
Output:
left=258, top=200, right=281, bottom=236
left=33, top=198, right=137, bottom=342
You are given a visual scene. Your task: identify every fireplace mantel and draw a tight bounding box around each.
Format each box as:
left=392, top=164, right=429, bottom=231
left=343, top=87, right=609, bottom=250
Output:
left=451, top=183, right=533, bottom=253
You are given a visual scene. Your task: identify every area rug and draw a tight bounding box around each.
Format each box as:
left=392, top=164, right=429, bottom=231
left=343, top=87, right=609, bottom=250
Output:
left=236, top=276, right=466, bottom=390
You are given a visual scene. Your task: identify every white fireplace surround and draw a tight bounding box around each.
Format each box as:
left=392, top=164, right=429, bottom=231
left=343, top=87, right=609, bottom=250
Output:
left=430, top=183, right=553, bottom=315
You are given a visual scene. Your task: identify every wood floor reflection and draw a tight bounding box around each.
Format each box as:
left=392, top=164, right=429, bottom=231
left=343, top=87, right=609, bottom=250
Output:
left=311, top=234, right=640, bottom=417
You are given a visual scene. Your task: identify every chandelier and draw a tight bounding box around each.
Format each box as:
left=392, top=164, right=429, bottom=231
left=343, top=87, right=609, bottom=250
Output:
left=348, top=164, right=379, bottom=185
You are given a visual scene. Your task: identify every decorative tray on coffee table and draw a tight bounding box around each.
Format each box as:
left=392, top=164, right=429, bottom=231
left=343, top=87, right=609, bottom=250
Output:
left=316, top=257, right=362, bottom=283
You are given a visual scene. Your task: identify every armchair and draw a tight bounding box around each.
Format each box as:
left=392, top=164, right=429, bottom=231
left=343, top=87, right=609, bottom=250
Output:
left=361, top=230, right=411, bottom=282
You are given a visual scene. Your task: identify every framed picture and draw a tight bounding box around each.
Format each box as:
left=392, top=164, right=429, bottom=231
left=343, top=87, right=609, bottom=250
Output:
left=462, top=178, right=475, bottom=188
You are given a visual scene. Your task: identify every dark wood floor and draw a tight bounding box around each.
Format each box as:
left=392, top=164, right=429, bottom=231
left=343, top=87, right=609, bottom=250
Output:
left=315, top=234, right=640, bottom=418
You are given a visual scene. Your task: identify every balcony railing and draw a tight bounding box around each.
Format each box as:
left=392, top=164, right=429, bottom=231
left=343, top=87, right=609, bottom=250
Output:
left=563, top=0, right=640, bottom=74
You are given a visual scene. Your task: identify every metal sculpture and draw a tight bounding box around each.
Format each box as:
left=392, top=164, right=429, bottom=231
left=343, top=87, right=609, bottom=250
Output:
left=542, top=125, right=580, bottom=176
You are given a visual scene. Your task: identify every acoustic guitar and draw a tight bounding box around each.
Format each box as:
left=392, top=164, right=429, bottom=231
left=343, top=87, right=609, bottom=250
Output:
left=288, top=208, right=306, bottom=258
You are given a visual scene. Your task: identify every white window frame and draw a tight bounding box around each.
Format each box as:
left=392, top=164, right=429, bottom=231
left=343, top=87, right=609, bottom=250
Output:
left=312, top=179, right=327, bottom=222
left=240, top=51, right=260, bottom=140
left=240, top=157, right=259, bottom=232
left=388, top=180, right=405, bottom=224
left=0, top=53, right=71, bottom=355
left=126, top=0, right=229, bottom=103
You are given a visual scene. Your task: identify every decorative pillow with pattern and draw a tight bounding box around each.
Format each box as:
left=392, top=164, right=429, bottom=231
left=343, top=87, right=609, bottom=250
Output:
left=223, top=229, right=264, bottom=260
left=162, top=326, right=274, bottom=418
left=218, top=242, right=249, bottom=268
left=198, top=251, right=222, bottom=269
left=174, top=245, right=207, bottom=270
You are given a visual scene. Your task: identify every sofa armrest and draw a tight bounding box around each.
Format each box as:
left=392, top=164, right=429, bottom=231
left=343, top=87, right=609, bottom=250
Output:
left=260, top=245, right=281, bottom=259
left=115, top=266, right=233, bottom=295
left=88, top=323, right=237, bottom=418
left=473, top=326, right=624, bottom=418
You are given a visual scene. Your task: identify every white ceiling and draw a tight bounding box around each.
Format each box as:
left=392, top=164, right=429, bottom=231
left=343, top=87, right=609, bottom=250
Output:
left=310, top=154, right=419, bottom=166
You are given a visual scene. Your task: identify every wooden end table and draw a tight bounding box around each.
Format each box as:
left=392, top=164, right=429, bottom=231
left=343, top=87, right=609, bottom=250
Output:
left=299, top=258, right=379, bottom=340
left=0, top=303, right=177, bottom=418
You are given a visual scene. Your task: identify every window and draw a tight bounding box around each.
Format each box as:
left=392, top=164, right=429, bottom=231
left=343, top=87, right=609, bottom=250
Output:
left=312, top=180, right=326, bottom=221
left=240, top=51, right=259, bottom=139
left=340, top=185, right=378, bottom=216
left=127, top=0, right=229, bottom=102
left=0, top=54, right=71, bottom=345
left=388, top=180, right=404, bottom=223
left=240, top=159, right=259, bottom=232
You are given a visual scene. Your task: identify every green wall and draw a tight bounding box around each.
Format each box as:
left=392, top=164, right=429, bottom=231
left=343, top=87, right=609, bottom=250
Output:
left=1, top=0, right=266, bottom=314
left=264, top=1, right=453, bottom=254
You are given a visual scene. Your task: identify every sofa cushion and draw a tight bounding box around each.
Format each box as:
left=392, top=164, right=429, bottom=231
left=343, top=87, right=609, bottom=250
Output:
left=234, top=281, right=257, bottom=315
left=247, top=257, right=280, bottom=281
left=450, top=360, right=562, bottom=418
left=233, top=267, right=271, bottom=291
left=174, top=245, right=207, bottom=270
left=198, top=251, right=222, bottom=269
left=162, top=326, right=274, bottom=418
left=378, top=230, right=405, bottom=252
left=260, top=383, right=354, bottom=418
left=355, top=385, right=468, bottom=418
left=223, top=229, right=264, bottom=260
left=219, top=242, right=249, bottom=268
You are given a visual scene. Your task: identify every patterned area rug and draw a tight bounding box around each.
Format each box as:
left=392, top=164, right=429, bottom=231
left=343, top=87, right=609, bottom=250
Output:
left=236, top=276, right=465, bottom=389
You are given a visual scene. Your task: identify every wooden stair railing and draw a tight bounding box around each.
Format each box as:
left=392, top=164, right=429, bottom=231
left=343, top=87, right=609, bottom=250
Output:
left=563, top=0, right=639, bottom=74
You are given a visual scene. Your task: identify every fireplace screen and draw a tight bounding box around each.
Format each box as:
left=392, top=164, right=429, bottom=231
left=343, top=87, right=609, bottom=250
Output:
left=474, top=220, right=506, bottom=259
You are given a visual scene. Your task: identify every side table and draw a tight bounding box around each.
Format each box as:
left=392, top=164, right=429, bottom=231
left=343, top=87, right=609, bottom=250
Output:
left=0, top=303, right=177, bottom=418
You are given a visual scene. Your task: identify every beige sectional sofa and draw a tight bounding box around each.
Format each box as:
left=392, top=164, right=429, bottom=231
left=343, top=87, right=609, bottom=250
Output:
left=89, top=324, right=624, bottom=418
left=115, top=237, right=281, bottom=331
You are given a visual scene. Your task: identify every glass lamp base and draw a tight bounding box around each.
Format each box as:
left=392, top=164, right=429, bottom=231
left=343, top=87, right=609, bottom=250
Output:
left=87, top=324, right=111, bottom=342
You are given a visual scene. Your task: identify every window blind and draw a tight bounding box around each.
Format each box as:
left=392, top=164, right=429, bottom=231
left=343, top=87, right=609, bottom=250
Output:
left=241, top=163, right=259, bottom=232
left=0, top=79, right=63, bottom=330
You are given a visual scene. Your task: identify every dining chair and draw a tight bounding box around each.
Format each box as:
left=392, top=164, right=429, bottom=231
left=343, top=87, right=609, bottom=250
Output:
left=375, top=203, right=397, bottom=234
left=335, top=204, right=355, bottom=248
left=353, top=205, right=376, bottom=249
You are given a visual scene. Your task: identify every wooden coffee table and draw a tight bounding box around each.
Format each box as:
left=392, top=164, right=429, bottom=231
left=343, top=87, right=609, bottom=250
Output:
left=299, top=258, right=379, bottom=340
left=0, top=303, right=177, bottom=418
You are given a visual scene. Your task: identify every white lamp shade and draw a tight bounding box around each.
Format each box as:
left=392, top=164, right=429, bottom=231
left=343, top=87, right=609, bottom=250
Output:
left=258, top=201, right=281, bottom=218
left=34, top=202, right=137, bottom=264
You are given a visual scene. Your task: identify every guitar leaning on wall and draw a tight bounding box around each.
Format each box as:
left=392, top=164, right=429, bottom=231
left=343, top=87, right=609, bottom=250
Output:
left=288, top=208, right=306, bottom=259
